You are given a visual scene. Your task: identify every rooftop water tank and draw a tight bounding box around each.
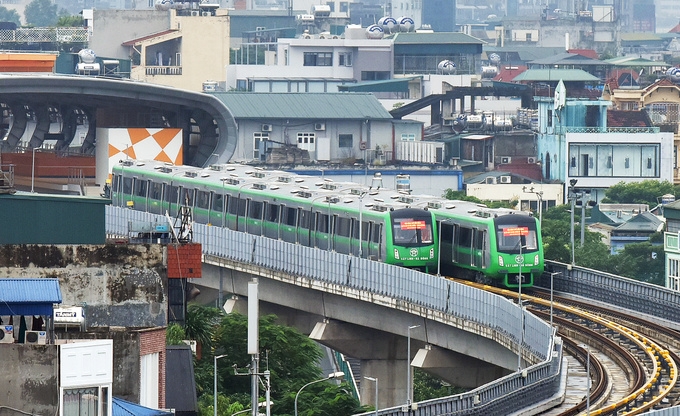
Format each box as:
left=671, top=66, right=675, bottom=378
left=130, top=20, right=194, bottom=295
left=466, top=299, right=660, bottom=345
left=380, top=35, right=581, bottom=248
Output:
left=438, top=60, right=456, bottom=74
left=366, top=24, right=384, bottom=39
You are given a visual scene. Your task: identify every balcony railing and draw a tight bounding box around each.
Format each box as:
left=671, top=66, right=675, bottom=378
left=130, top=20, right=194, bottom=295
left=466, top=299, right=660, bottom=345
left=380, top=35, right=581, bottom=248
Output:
left=145, top=66, right=182, bottom=76
left=564, top=126, right=661, bottom=134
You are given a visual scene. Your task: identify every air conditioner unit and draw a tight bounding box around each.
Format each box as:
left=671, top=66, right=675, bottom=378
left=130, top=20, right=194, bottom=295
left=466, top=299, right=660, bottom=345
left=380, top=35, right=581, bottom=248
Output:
left=261, top=124, right=272, bottom=132
left=485, top=176, right=496, bottom=184
left=314, top=122, right=326, bottom=131
left=190, top=10, right=200, bottom=16
left=500, top=175, right=512, bottom=183
left=527, top=156, right=537, bottom=164
left=201, top=11, right=210, bottom=16
left=25, top=330, right=47, bottom=345
left=501, top=156, right=511, bottom=164
left=0, top=325, right=13, bottom=343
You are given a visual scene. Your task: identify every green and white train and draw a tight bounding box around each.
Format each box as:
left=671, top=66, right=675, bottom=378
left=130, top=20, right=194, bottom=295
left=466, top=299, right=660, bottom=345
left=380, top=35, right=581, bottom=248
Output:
left=110, top=160, right=438, bottom=272
left=110, top=160, right=544, bottom=287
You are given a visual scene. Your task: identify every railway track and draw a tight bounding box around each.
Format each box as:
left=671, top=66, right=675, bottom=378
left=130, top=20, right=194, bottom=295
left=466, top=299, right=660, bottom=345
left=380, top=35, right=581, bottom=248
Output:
left=453, top=279, right=680, bottom=415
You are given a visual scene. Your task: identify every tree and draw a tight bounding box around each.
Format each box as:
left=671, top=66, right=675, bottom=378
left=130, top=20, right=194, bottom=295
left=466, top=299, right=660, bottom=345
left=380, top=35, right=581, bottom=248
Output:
left=602, top=180, right=677, bottom=207
left=24, top=0, right=57, bottom=27
left=0, top=6, right=21, bottom=26
left=443, top=188, right=517, bottom=209
left=56, top=14, right=83, bottom=27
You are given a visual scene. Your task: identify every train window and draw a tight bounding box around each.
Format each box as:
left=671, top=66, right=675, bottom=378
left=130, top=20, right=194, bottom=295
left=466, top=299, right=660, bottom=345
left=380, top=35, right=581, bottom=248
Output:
left=371, top=223, right=381, bottom=243
left=474, top=229, right=484, bottom=249
left=196, top=191, right=210, bottom=209
left=134, top=179, right=147, bottom=197
left=317, top=214, right=329, bottom=233
left=440, top=223, right=454, bottom=242
left=266, top=203, right=279, bottom=222
left=122, top=177, right=133, bottom=194
left=112, top=175, right=120, bottom=192
left=284, top=207, right=297, bottom=226
left=228, top=196, right=239, bottom=215
left=165, top=185, right=179, bottom=203
left=421, top=225, right=433, bottom=243
left=182, top=188, right=194, bottom=206
left=150, top=182, right=162, bottom=201
left=212, top=192, right=223, bottom=211
left=336, top=217, right=351, bottom=237
left=459, top=227, right=472, bottom=247
left=299, top=209, right=311, bottom=229
left=249, top=200, right=263, bottom=219
left=237, top=198, right=247, bottom=216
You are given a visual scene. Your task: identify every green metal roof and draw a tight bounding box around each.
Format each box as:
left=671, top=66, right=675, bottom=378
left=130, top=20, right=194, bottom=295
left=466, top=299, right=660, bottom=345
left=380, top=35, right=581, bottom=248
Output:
left=338, top=77, right=418, bottom=93
left=529, top=52, right=603, bottom=66
left=483, top=46, right=567, bottom=62
left=512, top=68, right=600, bottom=82
left=210, top=92, right=393, bottom=120
left=392, top=32, right=485, bottom=45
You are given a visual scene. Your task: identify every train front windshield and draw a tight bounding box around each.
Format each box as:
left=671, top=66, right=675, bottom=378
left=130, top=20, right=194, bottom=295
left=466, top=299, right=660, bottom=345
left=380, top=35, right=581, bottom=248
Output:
left=495, top=221, right=538, bottom=253
left=392, top=217, right=434, bottom=246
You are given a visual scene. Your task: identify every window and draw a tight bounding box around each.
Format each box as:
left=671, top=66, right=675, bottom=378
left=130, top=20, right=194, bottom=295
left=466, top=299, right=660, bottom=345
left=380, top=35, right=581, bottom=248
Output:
left=134, top=179, right=147, bottom=197
left=249, top=200, right=263, bottom=219
left=400, top=133, right=415, bottom=141
left=122, top=177, right=132, bottom=195
left=63, top=387, right=99, bottom=416
left=266, top=203, right=279, bottom=222
left=212, top=193, right=224, bottom=212
left=304, top=52, right=332, bottom=66
left=165, top=185, right=178, bottom=203
left=253, top=132, right=269, bottom=160
left=340, top=1, right=348, bottom=12
left=361, top=71, right=390, bottom=81
left=150, top=182, right=162, bottom=200
left=338, top=52, right=352, bottom=66
left=339, top=134, right=353, bottom=148
left=196, top=190, right=210, bottom=209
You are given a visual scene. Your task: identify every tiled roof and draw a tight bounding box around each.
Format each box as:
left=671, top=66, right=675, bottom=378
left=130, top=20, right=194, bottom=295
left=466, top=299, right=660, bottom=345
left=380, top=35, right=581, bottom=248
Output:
left=493, top=65, right=527, bottom=82
left=122, top=30, right=178, bottom=46
left=607, top=110, right=651, bottom=128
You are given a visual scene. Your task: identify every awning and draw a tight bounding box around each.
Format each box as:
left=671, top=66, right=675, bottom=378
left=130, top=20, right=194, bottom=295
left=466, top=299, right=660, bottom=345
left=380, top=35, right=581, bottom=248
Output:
left=0, top=278, right=62, bottom=316
left=113, top=398, right=174, bottom=416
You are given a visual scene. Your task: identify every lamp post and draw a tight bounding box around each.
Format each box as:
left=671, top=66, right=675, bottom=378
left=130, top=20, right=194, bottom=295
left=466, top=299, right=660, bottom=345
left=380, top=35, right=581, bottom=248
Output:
left=522, top=186, right=544, bottom=224
left=568, top=179, right=578, bottom=265
left=358, top=191, right=367, bottom=257
left=580, top=191, right=590, bottom=246
left=406, top=325, right=420, bottom=405
left=214, top=354, right=227, bottom=416
left=294, top=372, right=345, bottom=416
left=518, top=240, right=524, bottom=371
left=363, top=376, right=378, bottom=416
left=30, top=146, right=37, bottom=193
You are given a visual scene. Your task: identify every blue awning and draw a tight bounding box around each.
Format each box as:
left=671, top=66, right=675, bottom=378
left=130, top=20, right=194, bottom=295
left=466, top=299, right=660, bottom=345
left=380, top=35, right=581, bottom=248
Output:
left=0, top=278, right=62, bottom=316
left=113, top=398, right=174, bottom=416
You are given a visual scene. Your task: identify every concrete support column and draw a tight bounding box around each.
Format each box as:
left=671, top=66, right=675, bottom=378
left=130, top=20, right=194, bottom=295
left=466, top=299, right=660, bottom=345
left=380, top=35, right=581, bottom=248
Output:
left=360, top=359, right=407, bottom=409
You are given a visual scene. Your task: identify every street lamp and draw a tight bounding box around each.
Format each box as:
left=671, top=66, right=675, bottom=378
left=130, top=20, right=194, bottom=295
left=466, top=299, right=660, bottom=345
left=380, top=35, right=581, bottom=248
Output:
left=363, top=376, right=378, bottom=416
left=358, top=191, right=367, bottom=257
left=568, top=179, right=578, bottom=265
left=406, top=325, right=420, bottom=405
left=294, top=371, right=345, bottom=416
left=214, top=354, right=227, bottom=416
left=522, top=186, right=544, bottom=224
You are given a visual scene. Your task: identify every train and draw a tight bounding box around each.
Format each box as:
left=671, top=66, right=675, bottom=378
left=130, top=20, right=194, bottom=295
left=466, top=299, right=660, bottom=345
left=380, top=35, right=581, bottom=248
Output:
left=109, top=160, right=544, bottom=288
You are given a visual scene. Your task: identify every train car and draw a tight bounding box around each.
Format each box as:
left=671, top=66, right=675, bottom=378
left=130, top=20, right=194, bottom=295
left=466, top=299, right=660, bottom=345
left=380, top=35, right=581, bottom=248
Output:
left=408, top=195, right=543, bottom=288
left=110, top=160, right=438, bottom=271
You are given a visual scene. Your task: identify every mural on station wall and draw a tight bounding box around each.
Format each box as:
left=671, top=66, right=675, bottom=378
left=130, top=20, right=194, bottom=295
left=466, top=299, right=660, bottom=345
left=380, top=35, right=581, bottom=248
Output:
left=107, top=128, right=183, bottom=167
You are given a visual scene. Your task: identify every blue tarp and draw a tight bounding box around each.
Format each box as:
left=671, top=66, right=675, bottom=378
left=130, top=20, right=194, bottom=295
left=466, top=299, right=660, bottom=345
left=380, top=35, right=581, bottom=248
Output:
left=112, top=398, right=174, bottom=416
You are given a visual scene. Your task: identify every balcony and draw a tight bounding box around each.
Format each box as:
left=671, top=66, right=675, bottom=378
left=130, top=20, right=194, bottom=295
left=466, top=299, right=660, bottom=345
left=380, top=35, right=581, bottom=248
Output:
left=145, top=66, right=182, bottom=76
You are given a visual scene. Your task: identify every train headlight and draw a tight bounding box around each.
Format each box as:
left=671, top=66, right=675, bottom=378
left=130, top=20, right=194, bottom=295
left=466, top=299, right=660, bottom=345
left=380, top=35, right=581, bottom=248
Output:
left=394, top=249, right=400, bottom=259
left=534, top=255, right=539, bottom=265
left=498, top=256, right=504, bottom=266
left=430, top=248, right=434, bottom=258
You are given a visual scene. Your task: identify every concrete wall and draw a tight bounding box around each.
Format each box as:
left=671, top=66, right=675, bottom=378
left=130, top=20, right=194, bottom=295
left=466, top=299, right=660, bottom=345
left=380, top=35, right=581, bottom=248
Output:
left=0, top=345, right=59, bottom=416
left=90, top=10, right=171, bottom=59
left=0, top=244, right=168, bottom=328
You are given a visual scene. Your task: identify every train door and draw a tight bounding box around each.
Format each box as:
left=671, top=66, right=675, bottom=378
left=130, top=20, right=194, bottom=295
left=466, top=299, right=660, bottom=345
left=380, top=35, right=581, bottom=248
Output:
left=335, top=215, right=351, bottom=254
left=226, top=196, right=239, bottom=230
left=163, top=184, right=179, bottom=217
left=280, top=205, right=297, bottom=243
left=366, top=222, right=382, bottom=260
left=247, top=198, right=263, bottom=235
left=439, top=221, right=456, bottom=265
left=148, top=182, right=163, bottom=214
left=457, top=226, right=473, bottom=266
left=132, top=178, right=148, bottom=211
left=263, top=202, right=279, bottom=239
left=471, top=228, right=487, bottom=268
left=298, top=208, right=311, bottom=246
left=236, top=197, right=247, bottom=231
left=315, top=211, right=331, bottom=250
left=121, top=175, right=133, bottom=206
left=208, top=191, right=224, bottom=226
left=195, top=189, right=210, bottom=224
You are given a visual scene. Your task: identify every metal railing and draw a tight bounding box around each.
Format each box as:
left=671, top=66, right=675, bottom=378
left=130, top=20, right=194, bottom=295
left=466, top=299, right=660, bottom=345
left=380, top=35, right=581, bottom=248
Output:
left=0, top=27, right=88, bottom=43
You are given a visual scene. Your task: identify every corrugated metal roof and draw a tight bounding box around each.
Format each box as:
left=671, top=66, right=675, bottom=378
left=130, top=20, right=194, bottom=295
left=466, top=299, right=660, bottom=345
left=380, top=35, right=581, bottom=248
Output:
left=392, top=32, right=484, bottom=44
left=0, top=278, right=62, bottom=303
left=338, top=77, right=417, bottom=93
left=512, top=68, right=600, bottom=82
left=210, top=92, right=393, bottom=120
left=620, top=33, right=662, bottom=42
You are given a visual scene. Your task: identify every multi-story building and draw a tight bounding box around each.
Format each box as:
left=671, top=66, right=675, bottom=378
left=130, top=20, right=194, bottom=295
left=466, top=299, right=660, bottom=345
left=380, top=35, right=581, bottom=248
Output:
left=536, top=81, right=674, bottom=203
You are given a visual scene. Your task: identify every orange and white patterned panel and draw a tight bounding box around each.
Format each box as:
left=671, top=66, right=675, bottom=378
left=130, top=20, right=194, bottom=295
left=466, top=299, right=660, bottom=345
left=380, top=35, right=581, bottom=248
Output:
left=108, top=128, right=183, bottom=166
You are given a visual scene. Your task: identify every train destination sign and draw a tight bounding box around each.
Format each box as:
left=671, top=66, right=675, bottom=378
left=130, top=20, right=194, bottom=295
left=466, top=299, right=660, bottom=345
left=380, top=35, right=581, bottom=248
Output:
left=502, top=226, right=529, bottom=237
left=400, top=220, right=426, bottom=230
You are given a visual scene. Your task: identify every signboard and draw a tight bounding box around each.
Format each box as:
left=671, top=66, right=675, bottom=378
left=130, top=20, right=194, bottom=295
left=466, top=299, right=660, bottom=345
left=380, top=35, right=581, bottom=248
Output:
left=400, top=220, right=426, bottom=230
left=502, top=226, right=529, bottom=237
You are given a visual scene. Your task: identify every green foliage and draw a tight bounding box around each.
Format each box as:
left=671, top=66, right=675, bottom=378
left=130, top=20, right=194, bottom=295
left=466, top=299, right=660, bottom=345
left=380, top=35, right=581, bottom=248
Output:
left=24, top=0, right=58, bottom=27
left=56, top=14, right=83, bottom=27
left=602, top=180, right=677, bottom=207
left=191, top=308, right=363, bottom=416
left=0, top=6, right=21, bottom=26
left=413, top=369, right=465, bottom=402
left=392, top=102, right=405, bottom=109
left=442, top=189, right=515, bottom=208
left=185, top=304, right=221, bottom=352
left=166, top=323, right=186, bottom=345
